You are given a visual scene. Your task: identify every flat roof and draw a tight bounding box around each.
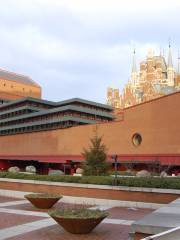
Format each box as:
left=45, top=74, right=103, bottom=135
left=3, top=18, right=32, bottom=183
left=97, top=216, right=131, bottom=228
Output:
left=0, top=116, right=97, bottom=132
left=0, top=97, right=113, bottom=111
left=0, top=104, right=113, bottom=125
left=0, top=106, right=41, bottom=117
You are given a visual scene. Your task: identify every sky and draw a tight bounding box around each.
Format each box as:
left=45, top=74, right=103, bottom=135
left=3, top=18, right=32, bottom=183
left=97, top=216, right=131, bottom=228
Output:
left=0, top=0, right=180, bottom=103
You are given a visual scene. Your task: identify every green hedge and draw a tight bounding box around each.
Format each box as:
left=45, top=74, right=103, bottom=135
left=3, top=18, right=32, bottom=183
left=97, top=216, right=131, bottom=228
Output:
left=110, top=170, right=136, bottom=176
left=0, top=172, right=180, bottom=189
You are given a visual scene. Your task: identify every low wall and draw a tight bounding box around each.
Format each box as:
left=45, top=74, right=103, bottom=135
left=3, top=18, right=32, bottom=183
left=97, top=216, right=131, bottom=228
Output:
left=0, top=178, right=179, bottom=208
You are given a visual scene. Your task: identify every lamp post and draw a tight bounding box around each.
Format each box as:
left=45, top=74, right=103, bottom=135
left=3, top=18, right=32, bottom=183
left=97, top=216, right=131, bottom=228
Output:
left=112, top=155, right=118, bottom=186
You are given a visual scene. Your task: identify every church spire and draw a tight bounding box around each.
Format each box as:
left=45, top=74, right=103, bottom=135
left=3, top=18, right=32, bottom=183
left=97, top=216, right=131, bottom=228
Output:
left=168, top=41, right=173, bottom=68
left=131, top=48, right=138, bottom=87
left=167, top=41, right=175, bottom=86
left=132, top=49, right=137, bottom=73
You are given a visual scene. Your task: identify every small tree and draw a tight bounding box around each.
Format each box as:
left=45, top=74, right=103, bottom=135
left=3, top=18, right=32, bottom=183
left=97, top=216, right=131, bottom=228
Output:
left=82, top=127, right=109, bottom=176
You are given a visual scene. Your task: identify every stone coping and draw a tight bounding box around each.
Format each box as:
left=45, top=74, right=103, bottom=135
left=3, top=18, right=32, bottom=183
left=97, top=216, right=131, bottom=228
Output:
left=131, top=198, right=180, bottom=235
left=0, top=178, right=180, bottom=194
left=141, top=225, right=180, bottom=240
left=0, top=189, right=165, bottom=209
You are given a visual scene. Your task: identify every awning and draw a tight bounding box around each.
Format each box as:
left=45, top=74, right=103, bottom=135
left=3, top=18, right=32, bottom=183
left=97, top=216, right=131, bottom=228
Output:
left=0, top=155, right=84, bottom=163
left=0, top=154, right=180, bottom=165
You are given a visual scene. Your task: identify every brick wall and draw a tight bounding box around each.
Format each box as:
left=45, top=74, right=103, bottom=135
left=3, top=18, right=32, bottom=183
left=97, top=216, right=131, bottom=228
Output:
left=0, top=92, right=179, bottom=164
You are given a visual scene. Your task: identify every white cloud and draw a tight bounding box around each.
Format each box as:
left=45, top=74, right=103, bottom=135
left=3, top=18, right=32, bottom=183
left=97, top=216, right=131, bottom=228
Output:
left=0, top=0, right=179, bottom=102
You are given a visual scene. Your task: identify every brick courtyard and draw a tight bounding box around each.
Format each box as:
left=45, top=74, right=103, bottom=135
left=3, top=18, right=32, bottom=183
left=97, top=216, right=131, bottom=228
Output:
left=0, top=196, right=154, bottom=240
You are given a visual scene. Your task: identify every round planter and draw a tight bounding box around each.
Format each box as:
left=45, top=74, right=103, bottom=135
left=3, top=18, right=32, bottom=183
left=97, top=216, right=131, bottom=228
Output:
left=49, top=212, right=108, bottom=234
left=24, top=193, right=62, bottom=209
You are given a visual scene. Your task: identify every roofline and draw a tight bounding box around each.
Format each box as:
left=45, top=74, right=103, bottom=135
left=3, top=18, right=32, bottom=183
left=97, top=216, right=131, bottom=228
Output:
left=0, top=68, right=41, bottom=87
left=0, top=97, right=113, bottom=111
left=56, top=98, right=113, bottom=110
left=0, top=97, right=56, bottom=109
left=124, top=90, right=180, bottom=111
left=0, top=106, right=41, bottom=117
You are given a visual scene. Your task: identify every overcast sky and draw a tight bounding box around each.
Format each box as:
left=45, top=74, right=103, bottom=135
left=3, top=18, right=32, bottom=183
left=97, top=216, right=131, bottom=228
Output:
left=0, top=0, right=180, bottom=103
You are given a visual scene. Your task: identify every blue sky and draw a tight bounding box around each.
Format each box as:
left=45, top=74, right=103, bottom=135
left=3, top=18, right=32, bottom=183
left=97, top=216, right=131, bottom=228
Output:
left=0, top=0, right=180, bottom=103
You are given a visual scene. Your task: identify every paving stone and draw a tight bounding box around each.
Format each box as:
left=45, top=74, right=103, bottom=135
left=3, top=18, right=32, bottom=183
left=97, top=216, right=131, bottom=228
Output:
left=0, top=196, right=153, bottom=240
left=5, top=223, right=130, bottom=240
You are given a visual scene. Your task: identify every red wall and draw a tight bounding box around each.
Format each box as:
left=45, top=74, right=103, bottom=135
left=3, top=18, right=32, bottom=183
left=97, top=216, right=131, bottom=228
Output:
left=0, top=92, right=180, bottom=165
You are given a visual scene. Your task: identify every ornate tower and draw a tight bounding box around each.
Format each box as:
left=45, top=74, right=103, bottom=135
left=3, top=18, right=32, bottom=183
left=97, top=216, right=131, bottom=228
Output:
left=107, top=87, right=120, bottom=108
left=156, top=58, right=163, bottom=83
left=176, top=52, right=180, bottom=87
left=146, top=48, right=154, bottom=82
left=107, top=87, right=113, bottom=105
left=178, top=52, right=180, bottom=74
left=167, top=43, right=175, bottom=86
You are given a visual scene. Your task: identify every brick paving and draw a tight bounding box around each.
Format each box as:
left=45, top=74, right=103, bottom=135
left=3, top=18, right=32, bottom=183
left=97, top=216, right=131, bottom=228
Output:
left=7, top=224, right=130, bottom=240
left=0, top=212, right=45, bottom=230
left=0, top=196, right=155, bottom=240
left=0, top=196, right=17, bottom=203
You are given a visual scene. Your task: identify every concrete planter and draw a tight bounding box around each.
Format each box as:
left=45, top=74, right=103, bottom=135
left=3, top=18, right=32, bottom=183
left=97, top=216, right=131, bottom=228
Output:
left=24, top=193, right=62, bottom=209
left=49, top=209, right=108, bottom=234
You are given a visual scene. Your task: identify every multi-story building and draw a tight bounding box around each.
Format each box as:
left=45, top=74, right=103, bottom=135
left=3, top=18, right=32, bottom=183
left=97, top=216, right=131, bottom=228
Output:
left=0, top=66, right=180, bottom=174
left=0, top=97, right=113, bottom=136
left=107, top=45, right=180, bottom=108
left=0, top=68, right=113, bottom=136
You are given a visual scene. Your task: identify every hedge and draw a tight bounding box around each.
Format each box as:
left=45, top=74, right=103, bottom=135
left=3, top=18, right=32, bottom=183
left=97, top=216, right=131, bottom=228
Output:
left=0, top=172, right=180, bottom=189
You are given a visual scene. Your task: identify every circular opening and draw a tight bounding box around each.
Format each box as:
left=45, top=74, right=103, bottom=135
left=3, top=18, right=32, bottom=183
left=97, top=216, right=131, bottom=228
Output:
left=132, top=133, right=142, bottom=147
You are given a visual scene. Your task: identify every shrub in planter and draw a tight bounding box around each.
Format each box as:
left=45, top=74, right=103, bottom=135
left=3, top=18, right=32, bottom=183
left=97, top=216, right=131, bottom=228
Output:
left=49, top=207, right=108, bottom=234
left=24, top=193, right=62, bottom=209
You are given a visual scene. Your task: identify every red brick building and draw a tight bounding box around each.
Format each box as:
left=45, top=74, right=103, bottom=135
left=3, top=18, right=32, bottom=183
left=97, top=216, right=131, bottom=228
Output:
left=0, top=67, right=179, bottom=173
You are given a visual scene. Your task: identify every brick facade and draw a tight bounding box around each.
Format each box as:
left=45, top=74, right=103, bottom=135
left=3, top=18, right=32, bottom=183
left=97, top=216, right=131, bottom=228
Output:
left=0, top=92, right=179, bottom=166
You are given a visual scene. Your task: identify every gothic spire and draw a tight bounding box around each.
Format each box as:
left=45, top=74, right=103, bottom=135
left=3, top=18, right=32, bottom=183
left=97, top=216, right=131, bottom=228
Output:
left=168, top=41, right=173, bottom=68
left=132, top=49, right=137, bottom=73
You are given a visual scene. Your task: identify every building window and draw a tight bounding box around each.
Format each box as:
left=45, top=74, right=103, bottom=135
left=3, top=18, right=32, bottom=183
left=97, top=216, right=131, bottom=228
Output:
left=132, top=133, right=142, bottom=147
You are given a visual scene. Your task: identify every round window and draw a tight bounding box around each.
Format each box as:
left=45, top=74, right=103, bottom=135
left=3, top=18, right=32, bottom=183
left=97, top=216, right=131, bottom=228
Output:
left=132, top=133, right=142, bottom=147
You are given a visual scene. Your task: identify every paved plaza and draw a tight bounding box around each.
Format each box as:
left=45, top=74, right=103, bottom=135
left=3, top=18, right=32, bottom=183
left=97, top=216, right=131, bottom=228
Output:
left=0, top=196, right=154, bottom=240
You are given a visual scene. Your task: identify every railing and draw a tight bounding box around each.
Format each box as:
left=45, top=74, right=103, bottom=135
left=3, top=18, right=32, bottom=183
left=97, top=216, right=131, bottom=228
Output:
left=142, top=226, right=180, bottom=240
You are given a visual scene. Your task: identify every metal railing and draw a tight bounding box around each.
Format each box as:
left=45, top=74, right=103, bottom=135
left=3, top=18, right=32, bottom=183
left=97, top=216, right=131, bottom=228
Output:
left=142, top=226, right=180, bottom=240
